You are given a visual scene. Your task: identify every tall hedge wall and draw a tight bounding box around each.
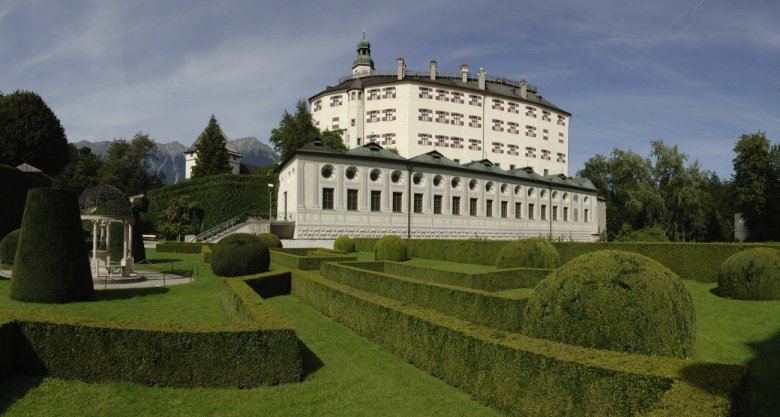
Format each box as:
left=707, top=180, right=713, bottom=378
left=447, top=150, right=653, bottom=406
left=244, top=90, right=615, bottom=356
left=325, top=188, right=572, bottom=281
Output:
left=143, top=173, right=275, bottom=233
left=320, top=262, right=528, bottom=332
left=0, top=164, right=51, bottom=238
left=292, top=270, right=746, bottom=417
left=269, top=248, right=357, bottom=270
left=352, top=238, right=780, bottom=283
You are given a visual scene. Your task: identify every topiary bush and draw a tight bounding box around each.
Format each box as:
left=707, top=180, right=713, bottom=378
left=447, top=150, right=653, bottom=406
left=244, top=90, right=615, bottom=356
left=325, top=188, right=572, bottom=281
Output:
left=375, top=235, right=407, bottom=261
left=523, top=250, right=696, bottom=358
left=256, top=232, right=282, bottom=249
left=0, top=229, right=21, bottom=264
left=11, top=188, right=94, bottom=303
left=495, top=239, right=561, bottom=269
left=333, top=235, right=355, bottom=252
left=718, top=247, right=780, bottom=300
left=211, top=233, right=269, bottom=277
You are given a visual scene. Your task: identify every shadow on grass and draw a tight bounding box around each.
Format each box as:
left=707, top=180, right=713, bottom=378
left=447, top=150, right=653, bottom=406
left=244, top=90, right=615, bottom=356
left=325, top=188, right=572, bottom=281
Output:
left=94, top=286, right=170, bottom=301
left=298, top=339, right=323, bottom=380
left=746, top=329, right=780, bottom=417
left=138, top=258, right=183, bottom=264
left=679, top=362, right=749, bottom=415
left=0, top=374, right=43, bottom=413
left=708, top=287, right=721, bottom=297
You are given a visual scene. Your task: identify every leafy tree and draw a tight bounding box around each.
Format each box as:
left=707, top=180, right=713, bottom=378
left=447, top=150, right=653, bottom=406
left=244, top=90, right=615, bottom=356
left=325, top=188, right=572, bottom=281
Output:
left=732, top=131, right=780, bottom=240
left=155, top=196, right=203, bottom=240
left=0, top=90, right=70, bottom=175
left=99, top=132, right=164, bottom=195
left=321, top=129, right=348, bottom=152
left=191, top=115, right=231, bottom=178
left=53, top=145, right=104, bottom=194
left=269, top=100, right=322, bottom=160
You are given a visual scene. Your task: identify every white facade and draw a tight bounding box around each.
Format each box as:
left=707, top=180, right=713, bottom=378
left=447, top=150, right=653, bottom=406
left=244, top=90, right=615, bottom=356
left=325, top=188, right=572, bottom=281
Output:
left=276, top=141, right=600, bottom=241
left=310, top=37, right=572, bottom=176
left=184, top=150, right=241, bottom=180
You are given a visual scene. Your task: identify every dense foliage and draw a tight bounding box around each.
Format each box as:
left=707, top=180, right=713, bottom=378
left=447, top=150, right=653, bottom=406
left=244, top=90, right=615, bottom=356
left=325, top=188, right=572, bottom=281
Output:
left=269, top=100, right=347, bottom=160
left=156, top=196, right=203, bottom=240
left=333, top=235, right=355, bottom=252
left=98, top=132, right=164, bottom=195
left=0, top=164, right=51, bottom=238
left=374, top=235, right=407, bottom=261
left=0, top=90, right=69, bottom=175
left=52, top=144, right=103, bottom=194
left=211, top=233, right=269, bottom=277
left=718, top=247, right=780, bottom=300
left=613, top=225, right=671, bottom=242
left=0, top=229, right=20, bottom=264
left=11, top=188, right=94, bottom=303
left=494, top=239, right=561, bottom=269
left=256, top=232, right=282, bottom=249
left=523, top=250, right=696, bottom=358
left=732, top=132, right=780, bottom=241
left=192, top=115, right=232, bottom=178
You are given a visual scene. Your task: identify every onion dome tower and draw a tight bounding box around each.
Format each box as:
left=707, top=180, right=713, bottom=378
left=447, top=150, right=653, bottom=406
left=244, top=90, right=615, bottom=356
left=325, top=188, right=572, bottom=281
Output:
left=352, top=31, right=375, bottom=77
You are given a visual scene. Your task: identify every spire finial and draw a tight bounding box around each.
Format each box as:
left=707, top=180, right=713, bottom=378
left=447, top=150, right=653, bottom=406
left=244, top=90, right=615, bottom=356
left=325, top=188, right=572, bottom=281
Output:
left=362, top=29, right=366, bottom=39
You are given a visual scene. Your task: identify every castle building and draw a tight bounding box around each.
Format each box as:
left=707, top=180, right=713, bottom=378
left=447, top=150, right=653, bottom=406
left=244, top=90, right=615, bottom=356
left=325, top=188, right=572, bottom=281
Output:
left=184, top=127, right=242, bottom=180
left=309, top=34, right=572, bottom=176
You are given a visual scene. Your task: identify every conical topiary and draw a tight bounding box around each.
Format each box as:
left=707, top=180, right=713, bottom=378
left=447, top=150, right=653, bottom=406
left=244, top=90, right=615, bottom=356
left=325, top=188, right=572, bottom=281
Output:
left=11, top=188, right=93, bottom=303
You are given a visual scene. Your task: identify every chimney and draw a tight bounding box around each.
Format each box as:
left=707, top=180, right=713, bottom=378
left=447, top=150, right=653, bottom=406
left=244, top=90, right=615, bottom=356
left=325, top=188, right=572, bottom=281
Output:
left=520, top=79, right=527, bottom=99
left=430, top=60, right=437, bottom=80
left=396, top=57, right=405, bottom=80
left=460, top=64, right=469, bottom=83
left=478, top=68, right=486, bottom=90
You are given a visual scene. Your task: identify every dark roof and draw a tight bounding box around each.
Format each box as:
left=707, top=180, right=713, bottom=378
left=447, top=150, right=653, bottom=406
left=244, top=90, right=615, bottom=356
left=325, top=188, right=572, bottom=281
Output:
left=185, top=125, right=240, bottom=155
left=409, top=150, right=461, bottom=168
left=310, top=73, right=570, bottom=116
left=345, top=142, right=406, bottom=160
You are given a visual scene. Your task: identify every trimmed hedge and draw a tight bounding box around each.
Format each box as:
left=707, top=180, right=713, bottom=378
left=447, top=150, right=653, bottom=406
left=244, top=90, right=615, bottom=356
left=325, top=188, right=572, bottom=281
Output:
left=155, top=242, right=209, bottom=253
left=382, top=261, right=551, bottom=291
left=0, top=164, right=51, bottom=238
left=292, top=270, right=747, bottom=417
left=352, top=238, right=780, bottom=283
left=202, top=245, right=212, bottom=263
left=211, top=233, right=269, bottom=277
left=334, top=235, right=355, bottom=252
left=718, top=248, right=780, bottom=300
left=269, top=248, right=357, bottom=270
left=11, top=188, right=93, bottom=303
left=257, top=233, right=282, bottom=249
left=0, top=229, right=20, bottom=264
left=523, top=251, right=696, bottom=358
left=320, top=262, right=528, bottom=332
left=375, top=235, right=407, bottom=261
left=495, top=239, right=561, bottom=269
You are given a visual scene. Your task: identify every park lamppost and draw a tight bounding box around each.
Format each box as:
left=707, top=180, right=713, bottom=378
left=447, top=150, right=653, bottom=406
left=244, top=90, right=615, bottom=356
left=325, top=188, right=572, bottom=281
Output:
left=268, top=183, right=274, bottom=220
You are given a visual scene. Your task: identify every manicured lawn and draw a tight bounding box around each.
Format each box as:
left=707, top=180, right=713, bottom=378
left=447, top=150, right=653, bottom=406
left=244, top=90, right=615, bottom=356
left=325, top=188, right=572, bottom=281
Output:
left=403, top=257, right=498, bottom=273
left=0, top=295, right=501, bottom=417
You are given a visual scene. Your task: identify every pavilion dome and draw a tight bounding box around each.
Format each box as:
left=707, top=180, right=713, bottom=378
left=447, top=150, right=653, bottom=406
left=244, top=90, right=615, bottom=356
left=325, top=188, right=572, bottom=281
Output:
left=78, top=185, right=133, bottom=219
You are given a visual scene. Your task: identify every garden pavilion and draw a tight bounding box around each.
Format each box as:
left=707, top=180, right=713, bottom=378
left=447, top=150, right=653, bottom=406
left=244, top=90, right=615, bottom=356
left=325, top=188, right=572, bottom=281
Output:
left=78, top=185, right=136, bottom=279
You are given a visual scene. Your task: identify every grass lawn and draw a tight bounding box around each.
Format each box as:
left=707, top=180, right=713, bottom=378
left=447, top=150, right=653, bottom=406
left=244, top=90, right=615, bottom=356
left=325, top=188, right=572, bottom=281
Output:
left=403, top=257, right=498, bottom=273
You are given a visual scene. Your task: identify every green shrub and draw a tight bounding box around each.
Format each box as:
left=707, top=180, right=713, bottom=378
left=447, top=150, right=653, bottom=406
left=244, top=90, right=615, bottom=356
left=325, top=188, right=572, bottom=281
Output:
left=495, top=239, right=561, bottom=269
left=614, top=225, right=670, bottom=242
left=523, top=250, right=696, bottom=358
left=334, top=235, right=355, bottom=252
left=10, top=188, right=93, bottom=303
left=375, top=235, right=407, bottom=261
left=211, top=233, right=269, bottom=277
left=202, top=245, right=213, bottom=263
left=256, top=232, right=282, bottom=249
left=718, top=248, right=780, bottom=300
left=0, top=229, right=21, bottom=264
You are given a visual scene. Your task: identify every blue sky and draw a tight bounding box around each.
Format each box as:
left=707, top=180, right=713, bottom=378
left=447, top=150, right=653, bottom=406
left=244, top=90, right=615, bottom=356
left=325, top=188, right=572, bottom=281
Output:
left=1, top=0, right=778, bottom=177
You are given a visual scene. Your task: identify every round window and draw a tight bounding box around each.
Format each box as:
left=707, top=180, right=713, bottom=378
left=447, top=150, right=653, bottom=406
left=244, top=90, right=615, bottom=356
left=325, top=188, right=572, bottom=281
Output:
left=413, top=172, right=423, bottom=186
left=321, top=164, right=334, bottom=179
left=540, top=190, right=548, bottom=199
left=527, top=187, right=535, bottom=198
left=433, top=175, right=443, bottom=188
left=563, top=192, right=569, bottom=202
left=515, top=185, right=522, bottom=196
left=391, top=170, right=403, bottom=184
left=451, top=177, right=461, bottom=189
left=346, top=166, right=358, bottom=180
left=485, top=181, right=494, bottom=193
left=469, top=179, right=478, bottom=191
left=370, top=169, right=381, bottom=182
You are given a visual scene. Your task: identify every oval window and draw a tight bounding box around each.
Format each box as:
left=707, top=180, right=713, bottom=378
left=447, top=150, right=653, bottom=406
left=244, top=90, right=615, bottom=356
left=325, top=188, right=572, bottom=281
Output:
left=370, top=169, right=381, bottom=182
left=321, top=164, right=334, bottom=179
left=391, top=170, right=403, bottom=184
left=346, top=166, right=358, bottom=180
left=451, top=177, right=461, bottom=189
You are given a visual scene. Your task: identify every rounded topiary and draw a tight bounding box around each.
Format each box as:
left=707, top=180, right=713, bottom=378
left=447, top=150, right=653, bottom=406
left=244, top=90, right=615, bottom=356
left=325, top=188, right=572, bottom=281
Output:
left=375, top=235, right=407, bottom=261
left=523, top=250, right=695, bottom=358
left=256, top=232, right=282, bottom=249
left=211, top=233, right=269, bottom=277
left=11, top=188, right=94, bottom=303
left=495, top=239, right=561, bottom=269
left=718, top=248, right=780, bottom=300
left=0, top=229, right=21, bottom=264
left=334, top=235, right=355, bottom=252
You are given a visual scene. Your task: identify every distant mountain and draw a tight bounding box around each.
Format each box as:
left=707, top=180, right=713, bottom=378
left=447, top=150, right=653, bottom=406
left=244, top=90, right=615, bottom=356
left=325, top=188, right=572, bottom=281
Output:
left=73, top=137, right=278, bottom=184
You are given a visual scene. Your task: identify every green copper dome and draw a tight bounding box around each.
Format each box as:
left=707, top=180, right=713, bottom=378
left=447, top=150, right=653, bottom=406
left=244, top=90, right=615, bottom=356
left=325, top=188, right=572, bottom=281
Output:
left=352, top=32, right=374, bottom=70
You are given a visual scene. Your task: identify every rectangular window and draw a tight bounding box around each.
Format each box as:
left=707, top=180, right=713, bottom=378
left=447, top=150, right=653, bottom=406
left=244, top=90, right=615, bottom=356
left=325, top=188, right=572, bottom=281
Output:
left=383, top=87, right=396, bottom=98
left=322, top=188, right=334, bottom=210
left=418, top=108, right=432, bottom=122
left=436, top=89, right=448, bottom=101
left=559, top=133, right=565, bottom=143
left=351, top=118, right=356, bottom=127
left=492, top=119, right=504, bottom=132
left=366, top=110, right=380, bottom=123
left=469, top=95, right=482, bottom=106
left=541, top=204, right=547, bottom=221
left=418, top=87, right=431, bottom=99
left=393, top=192, right=403, bottom=213
left=469, top=198, right=478, bottom=216
left=515, top=202, right=522, bottom=219
left=525, top=125, right=537, bottom=137
left=491, top=142, right=504, bottom=154
left=332, top=117, right=339, bottom=129
left=468, top=115, right=482, bottom=128
left=486, top=199, right=493, bottom=217
left=367, top=89, right=380, bottom=100
left=574, top=208, right=579, bottom=222
left=451, top=91, right=464, bottom=103
left=528, top=203, right=535, bottom=220
left=371, top=190, right=381, bottom=212
left=451, top=113, right=464, bottom=126
left=366, top=133, right=380, bottom=143
left=347, top=189, right=358, bottom=211
left=542, top=110, right=551, bottom=121
left=508, top=102, right=519, bottom=114
left=584, top=208, right=590, bottom=222
left=491, top=99, right=504, bottom=111
left=525, top=106, right=537, bottom=117
left=452, top=196, right=461, bottom=215
left=563, top=207, right=569, bottom=222
left=450, top=137, right=463, bottom=149
left=418, top=133, right=432, bottom=146
left=329, top=95, right=343, bottom=107
left=313, top=100, right=322, bottom=112
left=501, top=201, right=508, bottom=218
left=435, top=111, right=448, bottom=123
left=557, top=115, right=567, bottom=126
left=543, top=129, right=549, bottom=141
left=552, top=205, right=558, bottom=221
left=435, top=135, right=448, bottom=147
left=468, top=139, right=481, bottom=151
left=507, top=144, right=519, bottom=156
left=433, top=195, right=442, bottom=214
left=414, top=193, right=423, bottom=213
left=382, top=108, right=396, bottom=121
left=525, top=147, right=536, bottom=158
left=382, top=133, right=396, bottom=145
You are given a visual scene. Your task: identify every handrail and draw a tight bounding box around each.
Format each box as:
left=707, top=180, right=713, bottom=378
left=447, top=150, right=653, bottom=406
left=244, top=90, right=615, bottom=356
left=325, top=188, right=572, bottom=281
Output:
left=195, top=212, right=268, bottom=242
left=337, top=70, right=539, bottom=92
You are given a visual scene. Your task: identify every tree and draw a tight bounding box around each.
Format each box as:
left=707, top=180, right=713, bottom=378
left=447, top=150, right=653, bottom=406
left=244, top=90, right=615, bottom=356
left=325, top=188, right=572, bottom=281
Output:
left=99, top=132, right=164, bottom=195
left=191, top=115, right=231, bottom=178
left=269, top=100, right=321, bottom=160
left=156, top=196, right=203, bottom=240
left=0, top=90, right=70, bottom=175
left=321, top=129, right=348, bottom=152
left=53, top=145, right=104, bottom=194
left=732, top=131, right=780, bottom=240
